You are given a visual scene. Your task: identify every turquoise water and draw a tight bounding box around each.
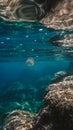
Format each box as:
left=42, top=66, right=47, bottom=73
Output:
left=0, top=21, right=73, bottom=125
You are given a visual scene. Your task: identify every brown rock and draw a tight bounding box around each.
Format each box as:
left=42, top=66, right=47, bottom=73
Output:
left=35, top=75, right=73, bottom=130
left=40, top=0, right=73, bottom=30
left=3, top=110, right=35, bottom=130
left=0, top=0, right=73, bottom=30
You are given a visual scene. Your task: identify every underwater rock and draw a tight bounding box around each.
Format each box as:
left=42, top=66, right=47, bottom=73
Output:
left=0, top=0, right=73, bottom=30
left=40, top=0, right=73, bottom=30
left=3, top=110, right=35, bottom=130
left=0, top=0, right=47, bottom=21
left=35, top=75, right=73, bottom=130
left=51, top=71, right=68, bottom=83
left=49, top=33, right=73, bottom=48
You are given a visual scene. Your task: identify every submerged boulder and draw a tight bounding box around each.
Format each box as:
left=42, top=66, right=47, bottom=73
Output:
left=35, top=75, right=73, bottom=130
left=51, top=71, right=67, bottom=83
left=49, top=33, right=73, bottom=49
left=0, top=0, right=73, bottom=30
left=40, top=0, right=73, bottom=30
left=3, top=110, right=35, bottom=130
left=0, top=0, right=47, bottom=21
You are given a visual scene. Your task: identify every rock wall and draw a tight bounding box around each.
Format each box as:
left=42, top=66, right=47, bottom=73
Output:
left=40, top=0, right=73, bottom=30
left=35, top=75, right=73, bottom=130
left=0, top=0, right=73, bottom=30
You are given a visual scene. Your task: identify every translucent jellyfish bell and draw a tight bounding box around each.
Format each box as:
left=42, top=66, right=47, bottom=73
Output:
left=26, top=57, right=35, bottom=66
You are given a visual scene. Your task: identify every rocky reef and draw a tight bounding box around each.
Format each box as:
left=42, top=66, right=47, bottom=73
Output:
left=1, top=75, right=73, bottom=130
left=40, top=0, right=73, bottom=30
left=3, top=110, right=35, bottom=130
left=34, top=75, right=73, bottom=130
left=0, top=0, right=48, bottom=22
left=49, top=33, right=73, bottom=49
left=0, top=0, right=73, bottom=30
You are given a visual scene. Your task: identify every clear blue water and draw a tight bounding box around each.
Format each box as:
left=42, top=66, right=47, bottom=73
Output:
left=0, top=21, right=73, bottom=125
